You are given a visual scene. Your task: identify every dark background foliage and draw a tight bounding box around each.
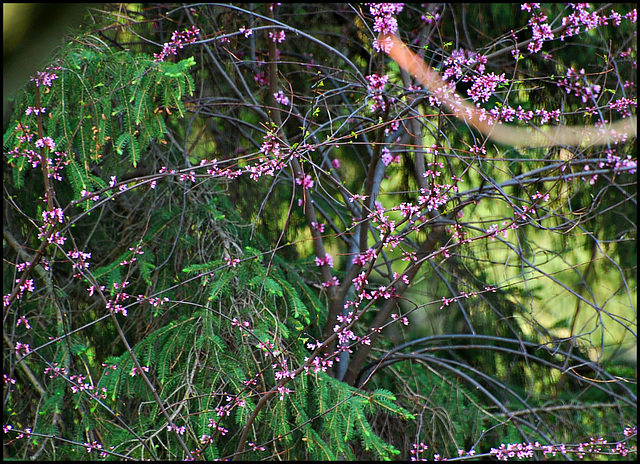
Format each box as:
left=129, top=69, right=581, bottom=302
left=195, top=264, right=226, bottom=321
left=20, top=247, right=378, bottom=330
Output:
left=4, top=3, right=636, bottom=460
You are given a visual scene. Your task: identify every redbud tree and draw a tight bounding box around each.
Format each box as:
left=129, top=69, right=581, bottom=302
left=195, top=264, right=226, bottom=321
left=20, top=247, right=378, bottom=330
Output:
left=3, top=3, right=636, bottom=461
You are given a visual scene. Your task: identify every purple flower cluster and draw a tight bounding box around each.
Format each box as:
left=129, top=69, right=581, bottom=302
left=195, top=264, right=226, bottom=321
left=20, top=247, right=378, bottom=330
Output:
left=491, top=441, right=550, bottom=460
left=488, top=435, right=637, bottom=461
left=368, top=3, right=404, bottom=52
left=268, top=30, right=286, bottom=43
left=314, top=253, right=333, bottom=268
left=8, top=125, right=69, bottom=182
left=467, top=72, right=508, bottom=105
left=366, top=73, right=389, bottom=113
left=418, top=183, right=457, bottom=213
left=522, top=4, right=554, bottom=53
left=154, top=26, right=200, bottom=62
left=381, top=146, right=401, bottom=166
left=246, top=130, right=288, bottom=181
left=352, top=248, right=377, bottom=266
left=556, top=67, right=602, bottom=104
left=296, top=173, right=315, bottom=190
left=608, top=97, right=637, bottom=118
left=442, top=49, right=487, bottom=82
left=410, top=442, right=429, bottom=461
left=561, top=4, right=608, bottom=39
left=30, top=69, right=59, bottom=87
left=560, top=4, right=636, bottom=40
left=440, top=48, right=508, bottom=108
left=599, top=150, right=637, bottom=175
left=521, top=4, right=636, bottom=55
left=273, top=90, right=290, bottom=106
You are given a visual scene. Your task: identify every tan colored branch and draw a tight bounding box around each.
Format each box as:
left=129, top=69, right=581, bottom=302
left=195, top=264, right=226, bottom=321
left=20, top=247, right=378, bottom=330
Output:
left=381, top=33, right=636, bottom=148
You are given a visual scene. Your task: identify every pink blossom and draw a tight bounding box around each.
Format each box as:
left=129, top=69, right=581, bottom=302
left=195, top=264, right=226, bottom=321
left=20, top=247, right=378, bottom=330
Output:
left=129, top=366, right=150, bottom=377
left=25, top=106, right=46, bottom=116
left=352, top=272, right=368, bottom=291
left=322, top=276, right=340, bottom=287
left=557, top=67, right=601, bottom=103
left=467, top=72, right=508, bottom=105
left=154, top=26, right=200, bottom=62
left=14, top=341, right=31, bottom=356
left=277, top=385, right=292, bottom=400
left=269, top=30, right=286, bottom=43
left=352, top=248, right=377, bottom=266
left=366, top=73, right=389, bottom=113
left=369, top=3, right=404, bottom=52
left=350, top=194, right=368, bottom=203
left=296, top=173, right=315, bottom=190
left=225, top=257, right=241, bottom=267
left=273, top=90, right=290, bottom=106
left=311, top=221, right=325, bottom=233
left=30, top=70, right=59, bottom=87
left=380, top=147, right=401, bottom=166
left=315, top=254, right=334, bottom=268
left=16, top=316, right=31, bottom=329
